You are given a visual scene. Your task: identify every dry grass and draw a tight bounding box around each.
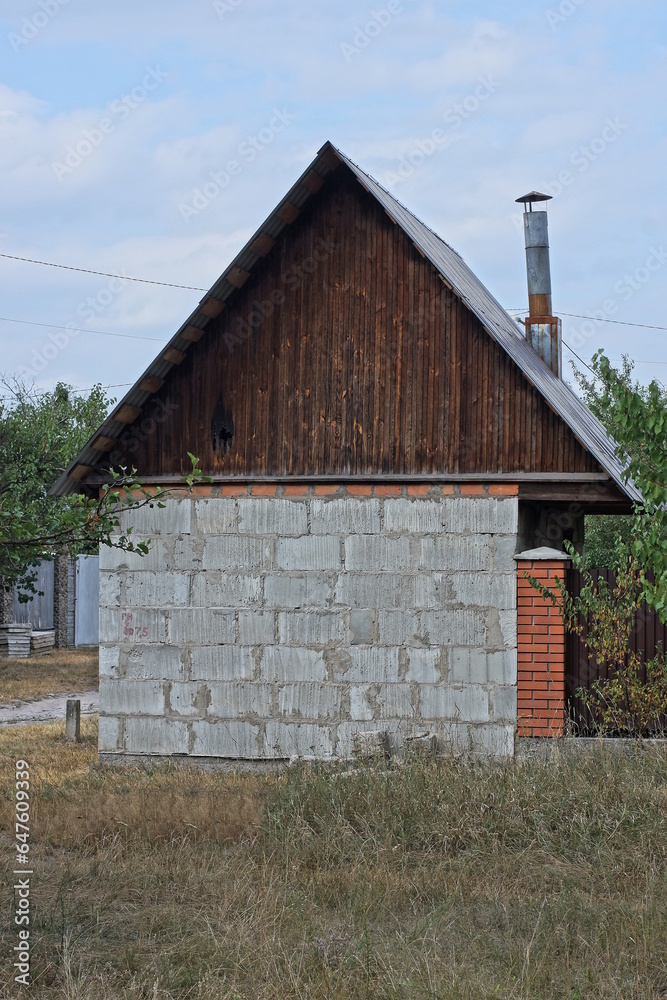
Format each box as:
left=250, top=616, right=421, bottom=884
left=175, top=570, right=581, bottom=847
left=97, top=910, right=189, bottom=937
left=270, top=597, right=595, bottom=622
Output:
left=0, top=648, right=98, bottom=704
left=0, top=723, right=666, bottom=999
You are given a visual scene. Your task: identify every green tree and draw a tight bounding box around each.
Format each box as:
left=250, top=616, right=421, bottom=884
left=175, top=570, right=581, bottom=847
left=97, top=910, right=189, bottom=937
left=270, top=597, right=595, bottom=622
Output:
left=0, top=377, right=207, bottom=599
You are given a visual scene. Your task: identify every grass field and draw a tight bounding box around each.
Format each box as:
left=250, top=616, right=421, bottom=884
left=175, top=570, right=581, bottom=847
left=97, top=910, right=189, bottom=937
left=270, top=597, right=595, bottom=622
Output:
left=0, top=721, right=666, bottom=999
left=0, top=648, right=98, bottom=705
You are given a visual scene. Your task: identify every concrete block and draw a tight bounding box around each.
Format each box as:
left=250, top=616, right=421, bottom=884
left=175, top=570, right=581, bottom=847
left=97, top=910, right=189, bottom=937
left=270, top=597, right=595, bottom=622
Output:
left=261, top=646, right=327, bottom=682
left=350, top=685, right=374, bottom=721
left=100, top=679, right=164, bottom=716
left=335, top=722, right=395, bottom=758
left=172, top=537, right=204, bottom=571
left=99, top=645, right=120, bottom=678
left=122, top=500, right=191, bottom=536
left=443, top=497, right=518, bottom=535
left=487, top=649, right=517, bottom=686
left=208, top=682, right=273, bottom=719
left=414, top=574, right=439, bottom=609
left=311, top=498, right=381, bottom=535
left=102, top=608, right=166, bottom=644
left=450, top=572, right=516, bottom=610
left=275, top=535, right=340, bottom=571
left=278, top=682, right=343, bottom=720
left=191, top=719, right=260, bottom=757
left=451, top=648, right=488, bottom=685
left=190, top=645, right=256, bottom=681
left=263, top=721, right=334, bottom=758
left=123, top=572, right=190, bottom=608
left=191, top=572, right=262, bottom=608
left=278, top=611, right=346, bottom=646
left=419, top=535, right=491, bottom=571
left=195, top=498, right=238, bottom=533
left=238, top=498, right=308, bottom=536
left=344, top=535, right=413, bottom=572
left=406, top=648, right=442, bottom=683
left=351, top=729, right=391, bottom=761
left=377, top=610, right=419, bottom=645
left=125, top=645, right=185, bottom=680
left=202, top=535, right=271, bottom=571
left=167, top=608, right=236, bottom=646
left=98, top=716, right=121, bottom=751
left=491, top=686, right=517, bottom=722
left=334, top=573, right=416, bottom=610
left=100, top=538, right=167, bottom=572
left=168, top=682, right=203, bottom=717
left=238, top=610, right=275, bottom=645
left=374, top=684, right=416, bottom=719
left=492, top=534, right=518, bottom=572
left=499, top=610, right=517, bottom=648
left=343, top=647, right=400, bottom=683
left=419, top=610, right=486, bottom=646
left=468, top=724, right=515, bottom=756
left=419, top=684, right=490, bottom=723
left=383, top=499, right=442, bottom=534
left=124, top=717, right=189, bottom=754
left=264, top=573, right=334, bottom=608
left=350, top=609, right=375, bottom=644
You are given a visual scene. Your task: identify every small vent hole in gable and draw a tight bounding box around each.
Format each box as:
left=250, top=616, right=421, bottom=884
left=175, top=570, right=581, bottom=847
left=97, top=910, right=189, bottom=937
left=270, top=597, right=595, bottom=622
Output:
left=211, top=398, right=234, bottom=453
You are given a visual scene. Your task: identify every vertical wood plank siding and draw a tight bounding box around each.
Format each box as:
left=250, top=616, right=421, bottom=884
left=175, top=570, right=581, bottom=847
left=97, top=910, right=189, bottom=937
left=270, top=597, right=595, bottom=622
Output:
left=113, top=171, right=601, bottom=479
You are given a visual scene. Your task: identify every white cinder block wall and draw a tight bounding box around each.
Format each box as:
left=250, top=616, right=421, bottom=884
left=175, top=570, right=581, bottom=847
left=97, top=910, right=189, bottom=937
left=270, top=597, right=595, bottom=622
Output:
left=98, top=490, right=519, bottom=761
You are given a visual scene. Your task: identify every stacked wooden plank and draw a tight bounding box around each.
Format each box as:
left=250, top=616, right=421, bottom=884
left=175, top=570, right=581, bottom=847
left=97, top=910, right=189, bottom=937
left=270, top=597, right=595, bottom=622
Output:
left=0, top=625, right=8, bottom=654
left=31, top=630, right=56, bottom=656
left=7, top=625, right=32, bottom=658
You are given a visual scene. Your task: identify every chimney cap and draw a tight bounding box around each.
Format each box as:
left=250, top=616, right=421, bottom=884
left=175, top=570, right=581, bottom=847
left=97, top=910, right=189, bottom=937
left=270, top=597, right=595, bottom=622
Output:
left=516, top=190, right=553, bottom=207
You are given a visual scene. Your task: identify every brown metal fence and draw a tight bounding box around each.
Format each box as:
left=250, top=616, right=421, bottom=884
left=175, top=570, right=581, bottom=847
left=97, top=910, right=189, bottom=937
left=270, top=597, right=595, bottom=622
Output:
left=566, top=567, right=667, bottom=732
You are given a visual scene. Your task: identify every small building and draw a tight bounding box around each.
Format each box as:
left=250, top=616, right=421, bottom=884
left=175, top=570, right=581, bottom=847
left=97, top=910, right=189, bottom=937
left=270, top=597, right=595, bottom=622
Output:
left=53, top=142, right=638, bottom=762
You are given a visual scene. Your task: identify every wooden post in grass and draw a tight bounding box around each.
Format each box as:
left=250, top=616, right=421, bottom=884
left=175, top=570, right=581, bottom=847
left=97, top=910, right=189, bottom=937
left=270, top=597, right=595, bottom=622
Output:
left=66, top=699, right=81, bottom=742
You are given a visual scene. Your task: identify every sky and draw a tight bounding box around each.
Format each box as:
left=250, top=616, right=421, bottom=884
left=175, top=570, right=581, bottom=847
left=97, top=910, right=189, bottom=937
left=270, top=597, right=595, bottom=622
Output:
left=0, top=0, right=666, bottom=407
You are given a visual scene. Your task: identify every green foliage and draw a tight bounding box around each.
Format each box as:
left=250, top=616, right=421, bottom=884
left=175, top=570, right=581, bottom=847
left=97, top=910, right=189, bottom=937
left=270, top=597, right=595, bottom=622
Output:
left=529, top=545, right=667, bottom=735
left=572, top=352, right=667, bottom=616
left=583, top=513, right=634, bottom=568
left=0, top=376, right=211, bottom=598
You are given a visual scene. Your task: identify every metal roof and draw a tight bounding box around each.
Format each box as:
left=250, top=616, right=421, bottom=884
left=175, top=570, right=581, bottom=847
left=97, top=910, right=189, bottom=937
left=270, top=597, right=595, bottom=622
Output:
left=51, top=141, right=640, bottom=502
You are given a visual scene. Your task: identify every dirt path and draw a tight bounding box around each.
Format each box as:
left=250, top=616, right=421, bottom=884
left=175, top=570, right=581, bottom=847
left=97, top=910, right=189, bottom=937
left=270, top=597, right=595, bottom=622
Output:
left=0, top=691, right=99, bottom=726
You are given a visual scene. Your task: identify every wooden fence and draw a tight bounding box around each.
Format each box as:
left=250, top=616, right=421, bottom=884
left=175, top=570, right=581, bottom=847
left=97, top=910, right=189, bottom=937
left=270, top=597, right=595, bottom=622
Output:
left=566, top=567, right=667, bottom=731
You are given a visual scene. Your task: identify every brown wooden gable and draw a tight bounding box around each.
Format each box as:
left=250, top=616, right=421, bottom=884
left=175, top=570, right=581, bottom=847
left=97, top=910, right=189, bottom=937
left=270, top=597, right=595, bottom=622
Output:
left=105, top=167, right=604, bottom=481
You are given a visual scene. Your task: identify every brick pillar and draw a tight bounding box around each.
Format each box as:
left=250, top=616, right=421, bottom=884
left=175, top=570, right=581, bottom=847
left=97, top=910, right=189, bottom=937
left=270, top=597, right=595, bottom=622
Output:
left=53, top=554, right=70, bottom=648
left=516, top=547, right=571, bottom=737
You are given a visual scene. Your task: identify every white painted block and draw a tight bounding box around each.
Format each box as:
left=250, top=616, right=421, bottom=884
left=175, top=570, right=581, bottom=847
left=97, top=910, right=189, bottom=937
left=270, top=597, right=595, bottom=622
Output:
left=310, top=498, right=381, bottom=535
left=238, top=498, right=308, bottom=536
left=191, top=719, right=260, bottom=757
left=124, top=717, right=189, bottom=754
left=275, top=535, right=341, bottom=571
left=260, top=646, right=327, bottom=682
left=383, top=499, right=443, bottom=534
left=190, top=645, right=257, bottom=681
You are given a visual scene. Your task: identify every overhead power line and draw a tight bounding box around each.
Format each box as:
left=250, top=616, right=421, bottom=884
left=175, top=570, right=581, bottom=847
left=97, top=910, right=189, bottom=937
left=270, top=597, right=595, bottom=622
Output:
left=0, top=252, right=208, bottom=291
left=0, top=315, right=167, bottom=343
left=507, top=308, right=667, bottom=333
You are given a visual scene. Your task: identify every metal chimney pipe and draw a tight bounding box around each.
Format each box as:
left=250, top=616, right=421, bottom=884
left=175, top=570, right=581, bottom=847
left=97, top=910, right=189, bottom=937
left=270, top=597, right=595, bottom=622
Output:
left=515, top=191, right=562, bottom=378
